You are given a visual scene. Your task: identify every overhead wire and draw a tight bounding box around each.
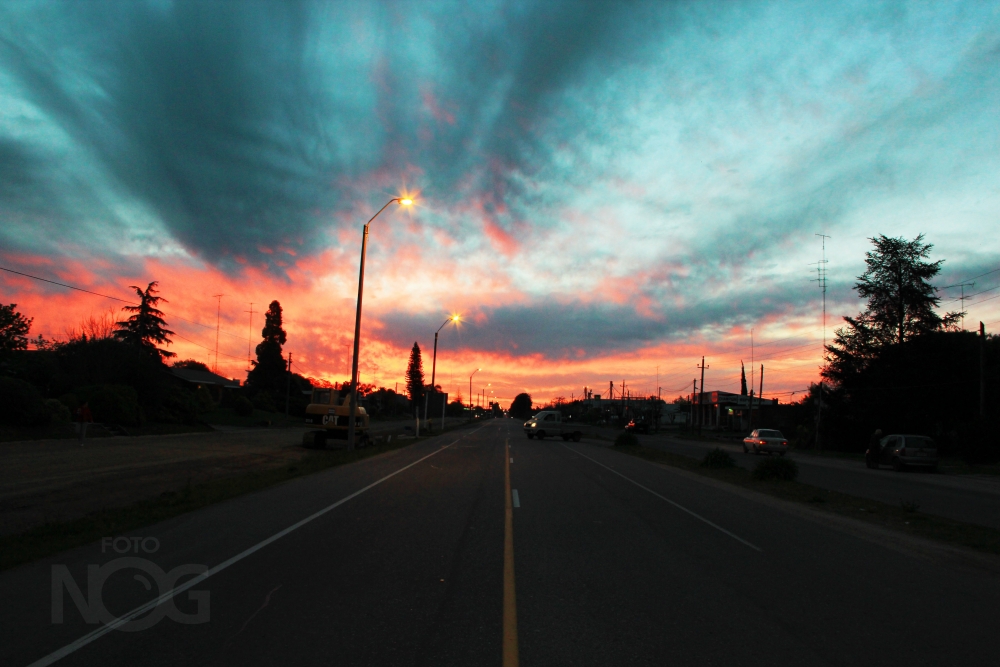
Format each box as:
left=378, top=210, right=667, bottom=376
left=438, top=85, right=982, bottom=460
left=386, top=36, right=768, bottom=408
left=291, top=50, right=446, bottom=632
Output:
left=1, top=264, right=255, bottom=343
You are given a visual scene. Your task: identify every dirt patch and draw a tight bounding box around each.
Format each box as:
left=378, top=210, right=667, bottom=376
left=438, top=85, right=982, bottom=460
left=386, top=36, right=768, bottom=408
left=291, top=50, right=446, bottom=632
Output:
left=0, top=428, right=313, bottom=536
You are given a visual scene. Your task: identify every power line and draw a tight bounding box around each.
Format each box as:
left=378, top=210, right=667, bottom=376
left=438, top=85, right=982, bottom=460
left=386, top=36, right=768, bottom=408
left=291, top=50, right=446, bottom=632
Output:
left=169, top=331, right=246, bottom=361
left=948, top=266, right=1000, bottom=285
left=1, top=266, right=137, bottom=303
left=1, top=264, right=252, bottom=341
left=944, top=283, right=1000, bottom=304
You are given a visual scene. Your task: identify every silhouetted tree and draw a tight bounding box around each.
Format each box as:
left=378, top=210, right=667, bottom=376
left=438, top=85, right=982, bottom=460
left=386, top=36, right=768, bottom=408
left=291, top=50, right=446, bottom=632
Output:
left=246, top=300, right=287, bottom=393
left=825, top=234, right=959, bottom=385
left=0, top=304, right=32, bottom=356
left=509, top=393, right=533, bottom=419
left=740, top=362, right=748, bottom=396
left=173, top=359, right=211, bottom=372
left=114, top=282, right=175, bottom=360
left=405, top=342, right=424, bottom=407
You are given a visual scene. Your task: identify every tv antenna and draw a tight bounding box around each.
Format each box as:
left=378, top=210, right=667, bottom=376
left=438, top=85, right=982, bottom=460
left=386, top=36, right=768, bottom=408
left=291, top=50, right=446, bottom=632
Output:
left=943, top=281, right=975, bottom=330
left=810, top=233, right=830, bottom=451
left=244, top=302, right=256, bottom=371
left=810, top=234, right=831, bottom=353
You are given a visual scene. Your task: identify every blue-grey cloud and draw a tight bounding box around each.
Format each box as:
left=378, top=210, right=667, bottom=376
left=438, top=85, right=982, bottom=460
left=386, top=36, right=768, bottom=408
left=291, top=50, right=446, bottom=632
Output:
left=0, top=0, right=672, bottom=269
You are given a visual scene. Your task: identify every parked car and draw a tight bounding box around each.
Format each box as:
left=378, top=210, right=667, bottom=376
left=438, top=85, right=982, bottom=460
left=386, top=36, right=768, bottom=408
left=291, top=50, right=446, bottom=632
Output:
left=523, top=411, right=583, bottom=441
left=867, top=434, right=938, bottom=472
left=625, top=419, right=650, bottom=434
left=743, top=429, right=789, bottom=455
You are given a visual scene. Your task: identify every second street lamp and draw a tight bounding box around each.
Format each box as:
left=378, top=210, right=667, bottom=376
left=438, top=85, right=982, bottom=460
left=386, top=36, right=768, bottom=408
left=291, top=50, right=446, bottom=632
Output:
left=347, top=196, right=412, bottom=451
left=469, top=368, right=480, bottom=412
left=431, top=314, right=460, bottom=389
left=428, top=314, right=460, bottom=432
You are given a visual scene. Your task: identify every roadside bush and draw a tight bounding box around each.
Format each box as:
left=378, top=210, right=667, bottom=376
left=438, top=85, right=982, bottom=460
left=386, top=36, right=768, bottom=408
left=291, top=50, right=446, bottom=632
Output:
left=194, top=386, right=216, bottom=413
left=701, top=447, right=735, bottom=469
left=75, top=384, right=142, bottom=426
left=58, top=393, right=79, bottom=412
left=251, top=391, right=277, bottom=413
left=45, top=398, right=71, bottom=423
left=159, top=386, right=199, bottom=423
left=0, top=377, right=50, bottom=426
left=751, top=456, right=799, bottom=482
left=955, top=420, right=1000, bottom=465
left=233, top=396, right=255, bottom=417
left=614, top=431, right=639, bottom=447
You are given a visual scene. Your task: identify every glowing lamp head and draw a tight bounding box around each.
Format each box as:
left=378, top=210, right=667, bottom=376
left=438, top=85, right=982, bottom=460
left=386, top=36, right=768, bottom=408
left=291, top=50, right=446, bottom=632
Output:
left=399, top=198, right=413, bottom=206
left=451, top=314, right=461, bottom=322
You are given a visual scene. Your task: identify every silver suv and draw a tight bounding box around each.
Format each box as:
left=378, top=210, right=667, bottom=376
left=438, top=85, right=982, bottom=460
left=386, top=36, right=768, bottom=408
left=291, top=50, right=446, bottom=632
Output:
left=869, top=434, right=939, bottom=472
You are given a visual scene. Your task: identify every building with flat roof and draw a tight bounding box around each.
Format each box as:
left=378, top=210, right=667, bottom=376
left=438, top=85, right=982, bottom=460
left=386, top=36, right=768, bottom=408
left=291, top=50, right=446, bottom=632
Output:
left=690, top=390, right=778, bottom=430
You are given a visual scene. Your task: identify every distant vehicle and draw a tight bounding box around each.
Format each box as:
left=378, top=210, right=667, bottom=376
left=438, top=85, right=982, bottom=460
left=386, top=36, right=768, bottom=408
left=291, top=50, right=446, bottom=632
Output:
left=625, top=419, right=650, bottom=434
left=868, top=434, right=938, bottom=472
left=523, top=411, right=583, bottom=441
left=743, top=429, right=789, bottom=455
left=302, top=387, right=371, bottom=448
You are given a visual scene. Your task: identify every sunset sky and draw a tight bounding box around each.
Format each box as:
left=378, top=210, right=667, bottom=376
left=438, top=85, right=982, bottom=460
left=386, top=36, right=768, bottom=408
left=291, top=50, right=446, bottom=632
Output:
left=2, top=1, right=999, bottom=406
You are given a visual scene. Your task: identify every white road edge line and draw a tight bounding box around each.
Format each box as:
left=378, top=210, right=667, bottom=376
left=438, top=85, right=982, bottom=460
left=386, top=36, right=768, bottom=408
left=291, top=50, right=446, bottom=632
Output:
left=563, top=444, right=762, bottom=552
left=27, top=440, right=462, bottom=667
left=512, top=489, right=520, bottom=508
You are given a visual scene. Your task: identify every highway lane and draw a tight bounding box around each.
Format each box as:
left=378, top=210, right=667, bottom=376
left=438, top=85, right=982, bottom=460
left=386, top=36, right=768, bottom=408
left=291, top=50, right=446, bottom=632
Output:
left=3, top=418, right=998, bottom=666
left=3, top=422, right=504, bottom=667
left=635, top=432, right=1000, bottom=530
left=512, top=433, right=999, bottom=665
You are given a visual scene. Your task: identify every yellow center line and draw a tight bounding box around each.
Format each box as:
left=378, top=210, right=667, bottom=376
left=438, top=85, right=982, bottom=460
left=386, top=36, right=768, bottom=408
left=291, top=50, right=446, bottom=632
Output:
left=503, top=437, right=519, bottom=666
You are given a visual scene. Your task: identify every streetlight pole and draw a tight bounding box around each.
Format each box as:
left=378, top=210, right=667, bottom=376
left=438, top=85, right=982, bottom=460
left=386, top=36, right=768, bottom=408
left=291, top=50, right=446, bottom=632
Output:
left=347, top=196, right=412, bottom=451
left=429, top=315, right=459, bottom=433
left=431, top=315, right=460, bottom=389
left=469, top=368, right=480, bottom=412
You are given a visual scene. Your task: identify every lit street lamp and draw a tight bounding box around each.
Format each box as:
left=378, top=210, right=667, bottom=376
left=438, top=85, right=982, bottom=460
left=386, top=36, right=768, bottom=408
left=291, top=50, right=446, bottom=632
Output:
left=347, top=196, right=413, bottom=451
left=469, top=368, right=480, bottom=411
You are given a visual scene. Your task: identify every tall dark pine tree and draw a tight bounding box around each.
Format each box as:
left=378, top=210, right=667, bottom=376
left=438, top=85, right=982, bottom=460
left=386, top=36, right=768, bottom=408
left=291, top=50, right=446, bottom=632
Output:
left=825, top=235, right=960, bottom=385
left=114, top=281, right=175, bottom=360
left=405, top=342, right=425, bottom=408
left=740, top=362, right=748, bottom=396
left=0, top=304, right=32, bottom=356
left=247, top=300, right=287, bottom=392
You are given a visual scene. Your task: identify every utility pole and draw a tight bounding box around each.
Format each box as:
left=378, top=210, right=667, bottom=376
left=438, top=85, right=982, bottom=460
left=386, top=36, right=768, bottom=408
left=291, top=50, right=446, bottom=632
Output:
left=244, top=303, right=255, bottom=371
left=691, top=379, right=697, bottom=430
left=981, top=322, right=987, bottom=419
left=759, top=363, right=764, bottom=411
left=749, top=329, right=754, bottom=432
left=285, top=353, right=292, bottom=416
left=697, top=357, right=708, bottom=436
left=212, top=294, right=225, bottom=374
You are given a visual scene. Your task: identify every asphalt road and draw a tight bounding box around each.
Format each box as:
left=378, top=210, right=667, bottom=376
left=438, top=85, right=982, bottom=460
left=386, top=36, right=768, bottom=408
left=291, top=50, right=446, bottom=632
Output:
left=2, top=418, right=998, bottom=666
left=0, top=419, right=466, bottom=536
left=635, top=433, right=1000, bottom=530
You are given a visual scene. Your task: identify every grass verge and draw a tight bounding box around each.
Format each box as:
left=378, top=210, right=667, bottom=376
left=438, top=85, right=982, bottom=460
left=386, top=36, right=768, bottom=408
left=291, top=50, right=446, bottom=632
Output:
left=615, top=444, right=1000, bottom=556
left=0, top=438, right=418, bottom=572
left=199, top=407, right=304, bottom=428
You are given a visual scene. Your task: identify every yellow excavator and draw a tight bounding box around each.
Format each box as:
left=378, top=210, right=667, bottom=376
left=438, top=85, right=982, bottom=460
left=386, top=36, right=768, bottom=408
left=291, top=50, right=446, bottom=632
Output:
left=302, top=385, right=371, bottom=448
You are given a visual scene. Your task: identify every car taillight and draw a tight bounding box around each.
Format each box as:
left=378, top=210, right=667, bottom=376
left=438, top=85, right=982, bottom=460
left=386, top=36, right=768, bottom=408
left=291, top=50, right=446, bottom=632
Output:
left=782, top=441, right=788, bottom=446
